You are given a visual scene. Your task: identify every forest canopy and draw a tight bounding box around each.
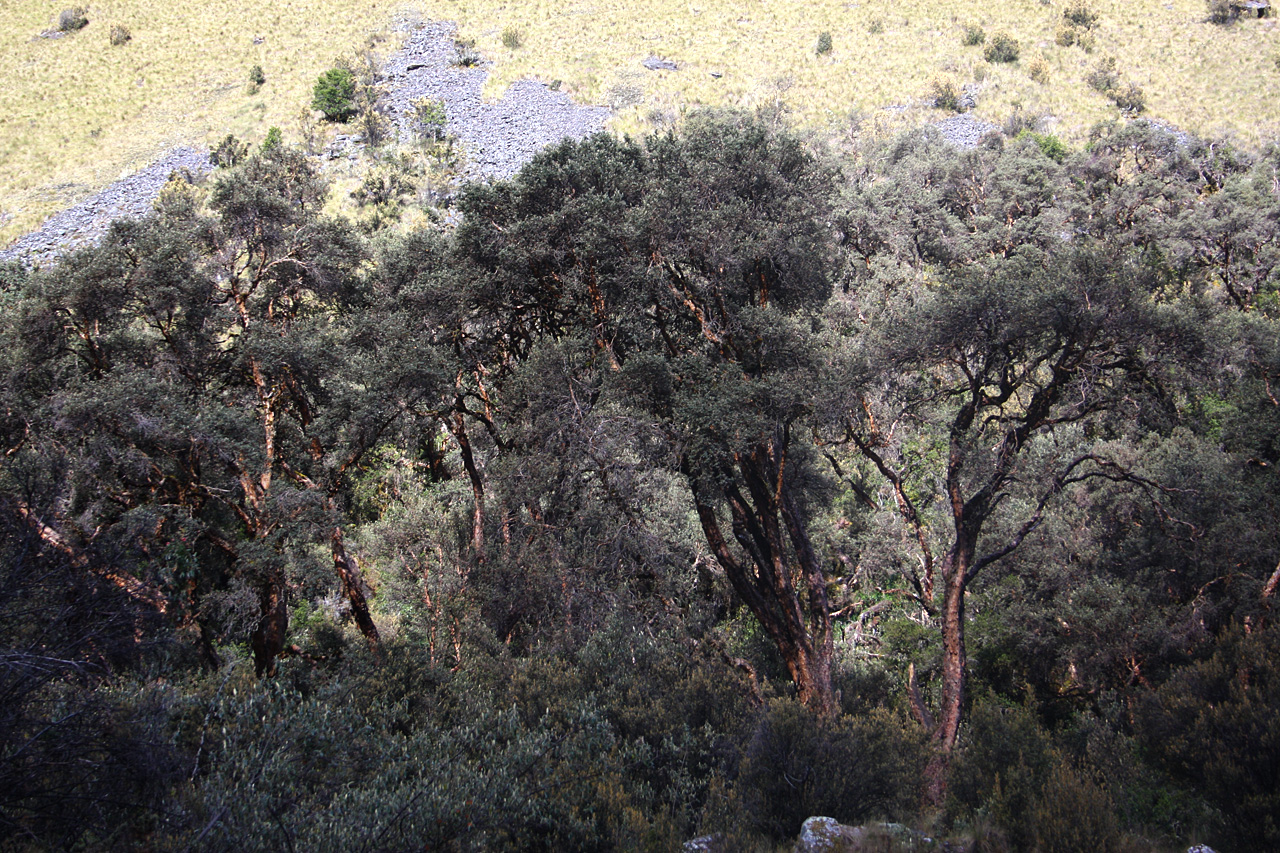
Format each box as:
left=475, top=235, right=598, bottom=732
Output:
left=1, top=113, right=1278, bottom=851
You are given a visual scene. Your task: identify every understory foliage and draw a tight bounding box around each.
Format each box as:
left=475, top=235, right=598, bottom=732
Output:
left=0, top=114, right=1278, bottom=851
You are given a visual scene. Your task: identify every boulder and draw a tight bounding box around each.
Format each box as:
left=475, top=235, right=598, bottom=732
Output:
left=794, top=817, right=864, bottom=853
left=643, top=56, right=678, bottom=71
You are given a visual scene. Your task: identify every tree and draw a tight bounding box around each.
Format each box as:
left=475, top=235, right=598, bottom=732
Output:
left=824, top=126, right=1224, bottom=798
left=0, top=147, right=418, bottom=676
left=312, top=68, right=357, bottom=121
left=450, top=113, right=844, bottom=713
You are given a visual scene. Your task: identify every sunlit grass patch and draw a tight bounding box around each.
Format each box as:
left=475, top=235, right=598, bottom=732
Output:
left=4, top=0, right=1280, bottom=245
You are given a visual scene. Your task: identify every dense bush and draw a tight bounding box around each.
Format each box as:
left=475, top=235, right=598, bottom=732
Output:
left=502, top=26, right=522, bottom=49
left=816, top=31, right=833, bottom=54
left=930, top=78, right=962, bottom=112
left=1063, top=3, right=1100, bottom=29
left=311, top=67, right=357, bottom=121
left=108, top=23, right=130, bottom=45
left=962, top=24, right=986, bottom=46
left=453, top=37, right=482, bottom=67
left=726, top=700, right=926, bottom=841
left=57, top=6, right=88, bottom=31
left=984, top=32, right=1020, bottom=63
left=247, top=63, right=264, bottom=93
left=1208, top=0, right=1240, bottom=23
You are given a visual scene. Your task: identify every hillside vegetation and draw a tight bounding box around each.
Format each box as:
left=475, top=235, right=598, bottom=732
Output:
left=1, top=111, right=1278, bottom=851
left=2, top=0, right=1279, bottom=246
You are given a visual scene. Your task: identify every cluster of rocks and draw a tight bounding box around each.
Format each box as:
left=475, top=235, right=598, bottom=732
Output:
left=0, top=147, right=212, bottom=268
left=381, top=21, right=611, bottom=180
left=685, top=817, right=1222, bottom=852
left=934, top=113, right=1001, bottom=149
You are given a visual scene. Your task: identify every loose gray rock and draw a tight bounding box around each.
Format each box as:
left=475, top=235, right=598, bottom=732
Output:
left=935, top=113, right=999, bottom=149
left=0, top=147, right=211, bottom=268
left=643, top=56, right=679, bottom=71
left=383, top=21, right=611, bottom=181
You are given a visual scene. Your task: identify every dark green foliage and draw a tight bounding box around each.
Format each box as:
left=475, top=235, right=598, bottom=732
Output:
left=1, top=108, right=1278, bottom=852
left=1139, top=624, right=1280, bottom=851
left=502, top=26, right=522, bottom=48
left=109, top=23, right=130, bottom=45
left=259, top=125, right=282, bottom=152
left=984, top=32, right=1019, bottom=63
left=57, top=6, right=88, bottom=31
left=247, top=63, right=264, bottom=93
left=725, top=700, right=926, bottom=840
left=311, top=67, right=357, bottom=121
left=816, top=31, right=833, bottom=54
left=962, top=24, right=986, bottom=46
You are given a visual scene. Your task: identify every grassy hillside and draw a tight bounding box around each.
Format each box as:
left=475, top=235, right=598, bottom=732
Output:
left=3, top=0, right=1278, bottom=245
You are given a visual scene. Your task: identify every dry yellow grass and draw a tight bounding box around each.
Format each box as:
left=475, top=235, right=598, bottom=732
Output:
left=4, top=0, right=1279, bottom=245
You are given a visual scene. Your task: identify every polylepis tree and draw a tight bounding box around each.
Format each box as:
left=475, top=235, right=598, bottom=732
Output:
left=0, top=148, right=417, bottom=675
left=452, top=113, right=844, bottom=714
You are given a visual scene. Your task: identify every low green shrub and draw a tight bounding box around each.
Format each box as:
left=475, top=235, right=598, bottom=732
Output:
left=312, top=67, right=357, bottom=121
left=1063, top=3, right=1100, bottom=29
left=108, top=23, right=130, bottom=45
left=1018, top=130, right=1069, bottom=162
left=868, top=18, right=884, bottom=34
left=1087, top=57, right=1121, bottom=93
left=209, top=134, right=249, bottom=168
left=501, top=26, right=522, bottom=49
left=453, top=37, right=482, bottom=67
left=962, top=24, right=986, bottom=46
left=816, top=31, right=833, bottom=54
left=1111, top=82, right=1146, bottom=113
left=413, top=97, right=448, bottom=142
left=260, top=126, right=283, bottom=153
left=984, top=32, right=1020, bottom=63
left=247, top=64, right=265, bottom=93
left=57, top=6, right=88, bottom=31
left=931, top=78, right=963, bottom=112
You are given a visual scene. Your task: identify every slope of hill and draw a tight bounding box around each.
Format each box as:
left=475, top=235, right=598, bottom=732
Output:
left=2, top=0, right=1277, bottom=247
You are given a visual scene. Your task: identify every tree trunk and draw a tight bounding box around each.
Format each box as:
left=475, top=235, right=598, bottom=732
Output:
left=685, top=447, right=837, bottom=717
left=251, top=578, right=288, bottom=676
left=925, top=540, right=973, bottom=807
left=331, top=527, right=382, bottom=657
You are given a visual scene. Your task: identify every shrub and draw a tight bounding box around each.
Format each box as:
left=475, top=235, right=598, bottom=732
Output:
left=962, top=24, right=986, bottom=46
left=1087, top=56, right=1120, bottom=93
left=413, top=97, right=448, bottom=142
left=260, top=126, right=283, bottom=153
left=501, top=26, right=522, bottom=49
left=816, top=31, right=833, bottom=54
left=311, top=67, right=357, bottom=121
left=108, top=23, right=130, bottom=45
left=1031, top=763, right=1121, bottom=853
left=1111, top=82, right=1146, bottom=113
left=1055, top=24, right=1078, bottom=46
left=247, top=64, right=265, bottom=93
left=731, top=700, right=926, bottom=840
left=1063, top=3, right=1100, bottom=28
left=453, top=37, right=482, bottom=67
left=1028, top=56, right=1050, bottom=83
left=930, top=78, right=963, bottom=112
left=209, top=134, right=249, bottom=168
left=984, top=32, right=1020, bottom=63
left=57, top=6, right=88, bottom=31
left=868, top=18, right=884, bottom=34
left=1018, top=130, right=1069, bottom=162
left=1207, top=0, right=1240, bottom=23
